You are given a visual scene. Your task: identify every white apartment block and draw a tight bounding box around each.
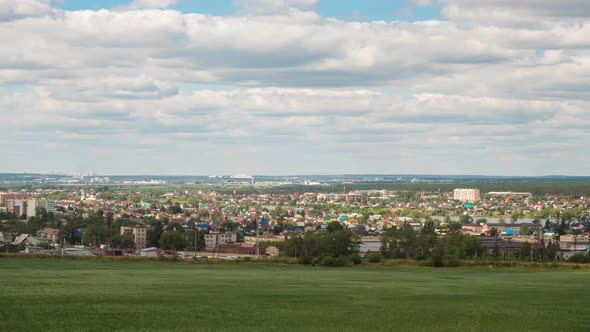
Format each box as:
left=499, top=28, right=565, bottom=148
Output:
left=204, top=232, right=237, bottom=249
left=7, top=199, right=27, bottom=217
left=120, top=227, right=148, bottom=249
left=453, top=188, right=481, bottom=203
left=26, top=199, right=56, bottom=218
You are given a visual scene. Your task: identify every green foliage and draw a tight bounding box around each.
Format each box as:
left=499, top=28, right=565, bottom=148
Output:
left=568, top=253, right=590, bottom=263
left=319, top=256, right=335, bottom=266
left=284, top=228, right=359, bottom=262
left=350, top=253, right=362, bottom=265
left=159, top=230, right=187, bottom=251
left=366, top=253, right=382, bottom=263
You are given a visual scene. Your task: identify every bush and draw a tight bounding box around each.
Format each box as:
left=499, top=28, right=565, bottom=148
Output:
left=334, top=256, right=352, bottom=267
left=319, top=256, right=336, bottom=267
left=366, top=253, right=382, bottom=263
left=443, top=253, right=461, bottom=267
left=311, top=256, right=323, bottom=266
left=568, top=253, right=590, bottom=264
left=349, top=253, right=362, bottom=265
left=298, top=256, right=313, bottom=265
left=430, top=253, right=444, bottom=267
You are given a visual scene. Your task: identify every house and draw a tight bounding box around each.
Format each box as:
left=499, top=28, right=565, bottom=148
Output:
left=37, top=228, right=60, bottom=243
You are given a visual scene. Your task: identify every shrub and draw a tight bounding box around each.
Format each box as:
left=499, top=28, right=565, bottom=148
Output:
left=366, top=253, right=382, bottom=263
left=443, top=253, right=461, bottom=267
left=349, top=253, right=362, bottom=265
left=568, top=253, right=590, bottom=264
left=298, top=256, right=313, bottom=265
left=334, top=256, right=352, bottom=267
left=320, top=256, right=336, bottom=267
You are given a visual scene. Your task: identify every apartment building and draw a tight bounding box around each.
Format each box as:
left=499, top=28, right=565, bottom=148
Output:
left=120, top=227, right=148, bottom=249
left=7, top=199, right=27, bottom=217
left=205, top=232, right=237, bottom=249
left=26, top=199, right=57, bottom=218
left=0, top=192, right=7, bottom=207
left=453, top=188, right=481, bottom=203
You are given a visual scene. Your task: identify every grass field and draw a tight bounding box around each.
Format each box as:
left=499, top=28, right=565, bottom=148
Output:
left=0, top=259, right=588, bottom=331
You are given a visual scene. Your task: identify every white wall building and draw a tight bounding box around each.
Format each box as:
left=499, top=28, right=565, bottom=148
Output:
left=453, top=188, right=481, bottom=203
left=26, top=199, right=56, bottom=218
left=120, top=227, right=148, bottom=249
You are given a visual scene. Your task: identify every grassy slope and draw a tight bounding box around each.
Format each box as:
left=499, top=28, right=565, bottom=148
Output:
left=0, top=259, right=588, bottom=332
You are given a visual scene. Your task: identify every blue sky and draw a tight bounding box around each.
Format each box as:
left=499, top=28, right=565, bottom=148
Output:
left=55, top=0, right=440, bottom=22
left=1, top=0, right=590, bottom=176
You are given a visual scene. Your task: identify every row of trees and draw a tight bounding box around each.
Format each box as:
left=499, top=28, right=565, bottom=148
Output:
left=379, top=223, right=567, bottom=267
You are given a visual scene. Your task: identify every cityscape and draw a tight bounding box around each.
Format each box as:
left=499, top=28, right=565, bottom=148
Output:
left=2, top=0, right=590, bottom=331
left=2, top=177, right=589, bottom=260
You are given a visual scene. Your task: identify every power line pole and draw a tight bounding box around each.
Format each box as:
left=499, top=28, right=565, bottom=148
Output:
left=256, top=214, right=260, bottom=260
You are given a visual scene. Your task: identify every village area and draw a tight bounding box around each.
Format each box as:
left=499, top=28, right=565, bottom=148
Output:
left=1, top=186, right=589, bottom=263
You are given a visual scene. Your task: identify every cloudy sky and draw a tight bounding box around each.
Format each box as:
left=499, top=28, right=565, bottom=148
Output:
left=1, top=0, right=589, bottom=176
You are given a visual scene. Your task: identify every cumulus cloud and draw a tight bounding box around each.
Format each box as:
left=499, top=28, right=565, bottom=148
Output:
left=441, top=0, right=590, bottom=26
left=233, top=0, right=318, bottom=15
left=0, top=0, right=52, bottom=21
left=124, top=0, right=179, bottom=10
left=1, top=2, right=590, bottom=174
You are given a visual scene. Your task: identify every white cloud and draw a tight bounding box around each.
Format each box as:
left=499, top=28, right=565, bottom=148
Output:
left=124, top=0, right=179, bottom=10
left=441, top=0, right=590, bottom=26
left=0, top=0, right=52, bottom=21
left=233, top=0, right=317, bottom=14
left=1, top=4, right=590, bottom=174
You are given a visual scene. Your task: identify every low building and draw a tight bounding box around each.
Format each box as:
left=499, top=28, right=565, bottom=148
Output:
left=24, top=246, right=44, bottom=254
left=140, top=247, right=159, bottom=257
left=243, top=235, right=285, bottom=247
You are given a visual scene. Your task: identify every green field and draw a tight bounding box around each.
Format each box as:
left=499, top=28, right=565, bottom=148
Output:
left=0, top=259, right=588, bottom=331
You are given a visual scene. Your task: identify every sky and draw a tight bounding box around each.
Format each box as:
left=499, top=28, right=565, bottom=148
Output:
left=1, top=0, right=590, bottom=176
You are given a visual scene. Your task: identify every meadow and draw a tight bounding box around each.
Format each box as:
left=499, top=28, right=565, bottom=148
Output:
left=0, top=258, right=588, bottom=331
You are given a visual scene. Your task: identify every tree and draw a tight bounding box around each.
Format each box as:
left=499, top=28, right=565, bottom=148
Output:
left=112, top=231, right=135, bottom=249
left=326, top=221, right=344, bottom=233
left=490, top=227, right=499, bottom=237
left=159, top=230, right=187, bottom=251
left=462, top=236, right=483, bottom=259
left=422, top=218, right=436, bottom=234
left=519, top=241, right=531, bottom=261
left=186, top=230, right=206, bottom=252
left=459, top=215, right=473, bottom=225
left=520, top=224, right=532, bottom=236
left=147, top=221, right=165, bottom=248
left=430, top=240, right=445, bottom=267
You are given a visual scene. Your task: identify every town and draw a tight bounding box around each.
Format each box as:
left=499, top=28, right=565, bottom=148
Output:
left=1, top=183, right=589, bottom=265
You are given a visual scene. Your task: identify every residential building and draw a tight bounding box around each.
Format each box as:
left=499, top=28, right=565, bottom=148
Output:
left=244, top=235, right=285, bottom=247
left=7, top=199, right=27, bottom=217
left=454, top=188, right=481, bottom=203
left=205, top=232, right=237, bottom=249
left=120, top=227, right=148, bottom=249
left=26, top=199, right=56, bottom=218
left=0, top=192, right=7, bottom=207
left=37, top=228, right=60, bottom=243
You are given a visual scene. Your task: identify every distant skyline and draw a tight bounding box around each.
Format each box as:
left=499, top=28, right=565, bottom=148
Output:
left=2, top=1, right=590, bottom=176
